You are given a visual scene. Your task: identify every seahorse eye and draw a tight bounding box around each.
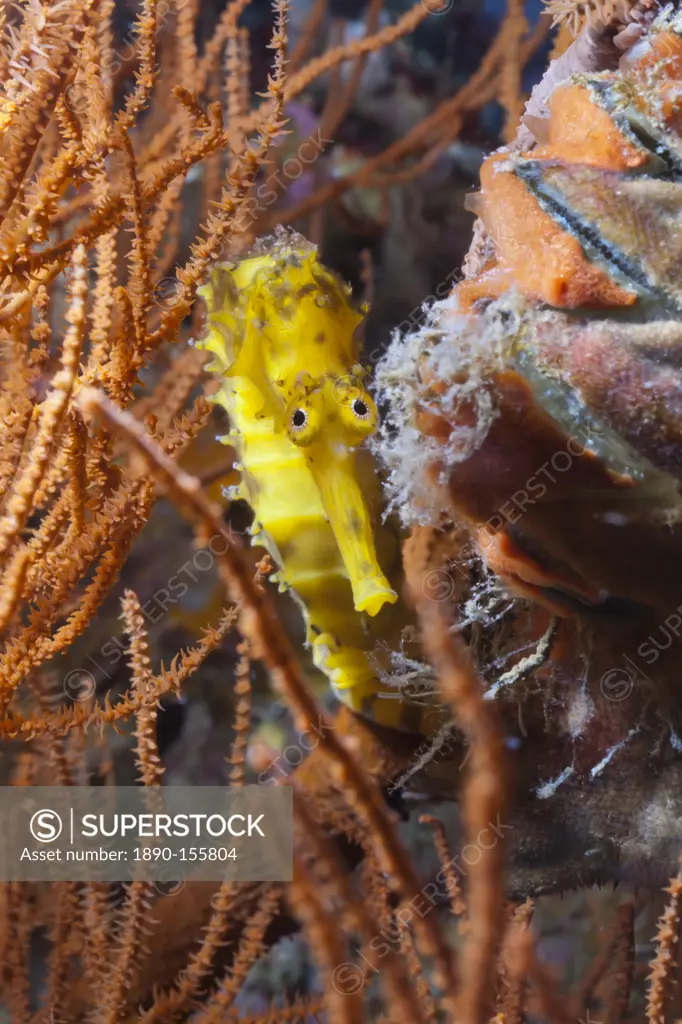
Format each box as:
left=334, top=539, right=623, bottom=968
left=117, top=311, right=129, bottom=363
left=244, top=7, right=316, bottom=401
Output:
left=338, top=388, right=376, bottom=440
left=285, top=396, right=321, bottom=446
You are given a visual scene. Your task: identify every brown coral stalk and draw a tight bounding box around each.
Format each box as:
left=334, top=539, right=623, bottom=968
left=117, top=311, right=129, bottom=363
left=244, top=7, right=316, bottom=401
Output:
left=287, top=854, right=363, bottom=1024
left=410, top=593, right=508, bottom=1024
left=294, top=781, right=425, bottom=1022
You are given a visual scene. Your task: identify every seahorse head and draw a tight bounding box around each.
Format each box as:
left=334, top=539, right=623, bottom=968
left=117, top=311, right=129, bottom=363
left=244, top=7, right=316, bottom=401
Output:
left=279, top=369, right=396, bottom=617
left=282, top=371, right=377, bottom=448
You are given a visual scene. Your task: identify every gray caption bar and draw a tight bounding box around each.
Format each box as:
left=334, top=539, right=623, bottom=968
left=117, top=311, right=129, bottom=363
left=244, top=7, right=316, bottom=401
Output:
left=0, top=786, right=292, bottom=882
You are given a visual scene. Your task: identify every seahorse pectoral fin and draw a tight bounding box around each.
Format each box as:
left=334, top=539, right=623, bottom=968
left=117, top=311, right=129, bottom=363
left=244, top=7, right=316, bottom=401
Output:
left=307, top=451, right=398, bottom=617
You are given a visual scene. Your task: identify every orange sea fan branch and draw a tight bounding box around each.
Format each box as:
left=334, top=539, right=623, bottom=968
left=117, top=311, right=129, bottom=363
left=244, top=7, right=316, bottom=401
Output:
left=121, top=131, right=152, bottom=359
left=144, top=0, right=430, bottom=182
left=175, top=0, right=200, bottom=83
left=0, top=479, right=150, bottom=702
left=0, top=242, right=88, bottom=563
left=8, top=95, right=226, bottom=315
left=0, top=0, right=98, bottom=227
left=499, top=0, right=529, bottom=142
left=0, top=394, right=207, bottom=707
left=98, top=875, right=155, bottom=1024
left=289, top=0, right=327, bottom=70
left=419, top=814, right=468, bottom=923
left=228, top=639, right=252, bottom=787
left=146, top=0, right=290, bottom=350
left=3, top=602, right=238, bottom=741
left=577, top=899, right=635, bottom=1018
left=3, top=881, right=33, bottom=1023
left=225, top=23, right=249, bottom=145
left=193, top=886, right=283, bottom=1023
left=281, top=0, right=431, bottom=100
left=317, top=0, right=384, bottom=146
left=241, top=995, right=327, bottom=1022
left=0, top=546, right=32, bottom=636
left=513, top=927, right=575, bottom=1024
left=137, top=880, right=240, bottom=1024
left=0, top=139, right=82, bottom=258
left=646, top=859, right=682, bottom=1024
left=80, top=879, right=115, bottom=993
left=194, top=0, right=255, bottom=104
left=156, top=604, right=239, bottom=695
left=114, top=0, right=159, bottom=134
left=135, top=0, right=253, bottom=170
left=65, top=409, right=89, bottom=536
left=37, top=879, right=83, bottom=1024
left=121, top=588, right=164, bottom=789
left=497, top=900, right=534, bottom=1023
left=605, top=902, right=635, bottom=1024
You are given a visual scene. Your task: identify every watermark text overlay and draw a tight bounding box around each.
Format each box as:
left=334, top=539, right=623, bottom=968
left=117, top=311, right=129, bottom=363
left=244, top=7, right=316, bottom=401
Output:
left=0, top=786, right=292, bottom=882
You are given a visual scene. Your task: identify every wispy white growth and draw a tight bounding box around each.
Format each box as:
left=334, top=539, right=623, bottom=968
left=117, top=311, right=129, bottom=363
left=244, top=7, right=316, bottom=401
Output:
left=371, top=645, right=439, bottom=700
left=484, top=616, right=558, bottom=700
left=589, top=725, right=641, bottom=779
left=536, top=764, right=575, bottom=799
left=626, top=780, right=682, bottom=863
left=372, top=292, right=524, bottom=525
left=565, top=687, right=596, bottom=739
left=457, top=574, right=515, bottom=631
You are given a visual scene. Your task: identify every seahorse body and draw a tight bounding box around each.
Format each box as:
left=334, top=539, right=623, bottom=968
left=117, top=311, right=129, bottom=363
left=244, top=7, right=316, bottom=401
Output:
left=198, top=232, right=432, bottom=731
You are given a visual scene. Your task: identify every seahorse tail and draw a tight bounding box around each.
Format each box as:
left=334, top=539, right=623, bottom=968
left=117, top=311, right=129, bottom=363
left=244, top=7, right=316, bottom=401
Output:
left=311, top=631, right=438, bottom=733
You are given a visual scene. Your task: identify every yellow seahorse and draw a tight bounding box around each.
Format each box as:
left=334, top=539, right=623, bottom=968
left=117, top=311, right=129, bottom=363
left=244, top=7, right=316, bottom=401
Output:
left=198, top=230, right=436, bottom=732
